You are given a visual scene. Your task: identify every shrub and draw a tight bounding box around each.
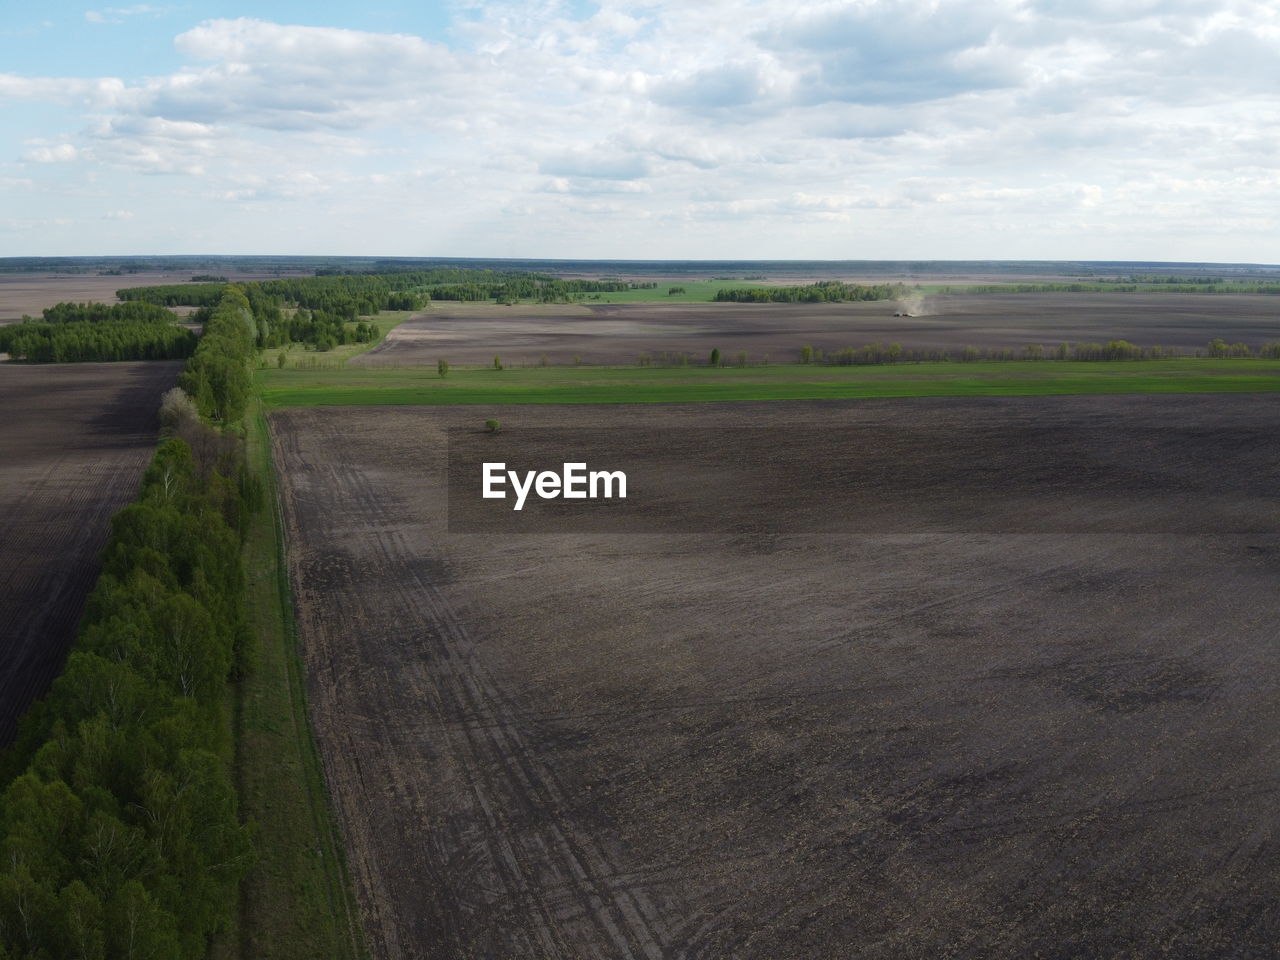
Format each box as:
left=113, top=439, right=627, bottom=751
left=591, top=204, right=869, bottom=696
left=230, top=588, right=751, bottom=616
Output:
left=709, top=348, right=721, bottom=367
left=437, top=358, right=449, bottom=378
left=485, top=419, right=501, bottom=433
left=157, top=387, right=199, bottom=435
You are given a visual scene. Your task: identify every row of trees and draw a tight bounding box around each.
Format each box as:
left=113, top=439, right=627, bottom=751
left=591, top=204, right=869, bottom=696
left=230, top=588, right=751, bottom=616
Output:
left=116, top=283, right=227, bottom=308
left=177, top=287, right=257, bottom=421
left=0, top=426, right=258, bottom=958
left=0, top=299, right=194, bottom=363
left=713, top=281, right=909, bottom=303
left=118, top=270, right=660, bottom=319
left=0, top=281, right=266, bottom=955
left=0, top=322, right=196, bottom=363
left=792, top=339, right=1280, bottom=365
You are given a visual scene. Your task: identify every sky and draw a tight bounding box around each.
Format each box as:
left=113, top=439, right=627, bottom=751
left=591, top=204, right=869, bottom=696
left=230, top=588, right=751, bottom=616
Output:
left=1, top=0, right=1277, bottom=261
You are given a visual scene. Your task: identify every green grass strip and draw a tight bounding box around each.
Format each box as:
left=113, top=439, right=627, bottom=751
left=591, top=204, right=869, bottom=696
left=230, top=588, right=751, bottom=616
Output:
left=258, top=359, right=1280, bottom=408
left=231, top=400, right=368, bottom=959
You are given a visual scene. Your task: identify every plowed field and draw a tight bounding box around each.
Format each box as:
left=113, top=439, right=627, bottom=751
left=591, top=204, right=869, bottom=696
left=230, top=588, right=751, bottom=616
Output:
left=271, top=395, right=1280, bottom=959
left=0, top=361, right=179, bottom=743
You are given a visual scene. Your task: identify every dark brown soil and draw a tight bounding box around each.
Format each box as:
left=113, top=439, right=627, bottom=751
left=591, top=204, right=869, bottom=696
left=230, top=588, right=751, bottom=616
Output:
left=270, top=395, right=1280, bottom=960
left=0, top=362, right=180, bottom=743
left=354, top=294, right=1280, bottom=366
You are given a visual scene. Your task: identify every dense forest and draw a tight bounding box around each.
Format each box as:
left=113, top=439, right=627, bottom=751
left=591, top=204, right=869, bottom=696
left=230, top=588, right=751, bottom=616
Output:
left=37, top=301, right=179, bottom=325
left=0, top=300, right=194, bottom=363
left=713, top=281, right=910, bottom=303
left=0, top=323, right=196, bottom=362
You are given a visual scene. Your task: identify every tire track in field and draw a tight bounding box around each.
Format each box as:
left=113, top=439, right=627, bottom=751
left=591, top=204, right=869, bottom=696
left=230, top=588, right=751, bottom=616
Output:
left=271, top=410, right=673, bottom=960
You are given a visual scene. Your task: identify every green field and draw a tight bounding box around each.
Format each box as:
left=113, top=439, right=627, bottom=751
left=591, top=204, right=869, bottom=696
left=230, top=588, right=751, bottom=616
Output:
left=258, top=358, right=1280, bottom=408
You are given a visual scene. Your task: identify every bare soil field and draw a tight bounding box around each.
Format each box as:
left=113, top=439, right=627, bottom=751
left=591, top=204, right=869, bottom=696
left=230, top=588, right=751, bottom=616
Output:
left=355, top=294, right=1280, bottom=366
left=271, top=396, right=1280, bottom=959
left=0, top=361, right=180, bottom=743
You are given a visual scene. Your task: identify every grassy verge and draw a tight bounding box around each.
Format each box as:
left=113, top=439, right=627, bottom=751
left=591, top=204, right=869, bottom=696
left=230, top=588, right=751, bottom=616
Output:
left=232, top=398, right=367, bottom=959
left=258, top=358, right=1280, bottom=408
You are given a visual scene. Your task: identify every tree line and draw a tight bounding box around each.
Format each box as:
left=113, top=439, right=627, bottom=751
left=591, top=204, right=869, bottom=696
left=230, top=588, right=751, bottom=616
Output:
left=38, top=302, right=179, bottom=325
left=931, top=282, right=1280, bottom=295
left=712, top=281, right=909, bottom=303
left=0, top=282, right=266, bottom=956
left=0, top=425, right=259, bottom=957
left=788, top=339, right=1280, bottom=365
left=0, top=322, right=196, bottom=362
left=177, top=287, right=258, bottom=421
left=118, top=270, right=660, bottom=320
left=0, top=300, right=195, bottom=363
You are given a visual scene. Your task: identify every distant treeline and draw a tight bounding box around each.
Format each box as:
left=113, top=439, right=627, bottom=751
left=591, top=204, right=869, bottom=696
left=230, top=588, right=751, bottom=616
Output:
left=118, top=270, right=659, bottom=319
left=0, top=322, right=196, bottom=362
left=118, top=283, right=227, bottom=308
left=790, top=339, right=1280, bottom=365
left=933, top=282, right=1280, bottom=295
left=713, top=281, right=909, bottom=303
left=1098, top=275, right=1226, bottom=284
left=0, top=425, right=258, bottom=957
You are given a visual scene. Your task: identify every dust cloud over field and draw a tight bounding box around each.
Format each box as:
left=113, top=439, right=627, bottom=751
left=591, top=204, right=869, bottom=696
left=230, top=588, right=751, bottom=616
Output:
left=0, top=362, right=181, bottom=743
left=270, top=396, right=1280, bottom=959
left=354, top=294, right=1280, bottom=367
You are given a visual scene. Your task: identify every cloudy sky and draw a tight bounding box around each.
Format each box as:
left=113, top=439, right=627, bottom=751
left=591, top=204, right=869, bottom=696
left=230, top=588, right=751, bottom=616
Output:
left=1, top=0, right=1276, bottom=260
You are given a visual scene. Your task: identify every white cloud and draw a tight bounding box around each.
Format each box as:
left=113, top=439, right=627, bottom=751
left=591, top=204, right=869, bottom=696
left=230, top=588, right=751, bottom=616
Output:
left=1, top=3, right=1279, bottom=258
left=102, top=209, right=134, bottom=219
left=86, top=5, right=167, bottom=25
left=21, top=143, right=78, bottom=163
